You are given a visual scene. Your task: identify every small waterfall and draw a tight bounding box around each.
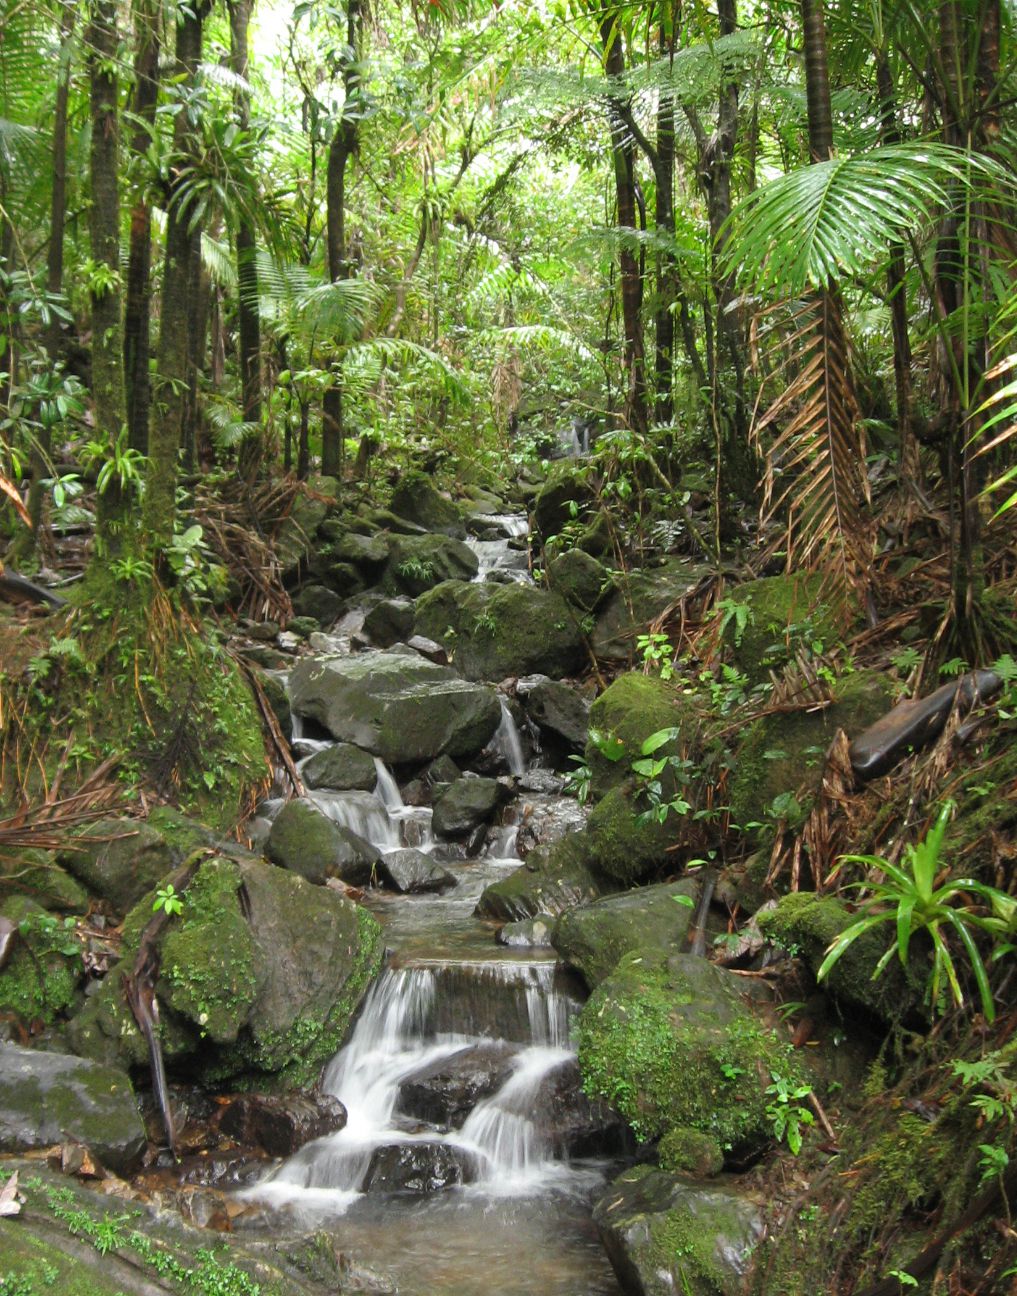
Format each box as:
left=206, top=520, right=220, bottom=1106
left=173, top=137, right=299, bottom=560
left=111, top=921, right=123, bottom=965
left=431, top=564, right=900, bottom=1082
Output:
left=495, top=698, right=527, bottom=778
left=309, top=788, right=402, bottom=851
left=373, top=758, right=404, bottom=811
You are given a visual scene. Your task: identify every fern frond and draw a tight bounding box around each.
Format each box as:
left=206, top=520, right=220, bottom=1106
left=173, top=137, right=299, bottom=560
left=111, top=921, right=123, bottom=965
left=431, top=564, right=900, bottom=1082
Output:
left=475, top=323, right=595, bottom=363
left=293, top=278, right=383, bottom=342
left=344, top=336, right=467, bottom=401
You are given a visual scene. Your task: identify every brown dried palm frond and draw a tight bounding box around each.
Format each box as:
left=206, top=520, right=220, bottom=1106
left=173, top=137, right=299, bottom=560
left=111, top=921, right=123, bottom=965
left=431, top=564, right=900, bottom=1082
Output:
left=751, top=292, right=874, bottom=615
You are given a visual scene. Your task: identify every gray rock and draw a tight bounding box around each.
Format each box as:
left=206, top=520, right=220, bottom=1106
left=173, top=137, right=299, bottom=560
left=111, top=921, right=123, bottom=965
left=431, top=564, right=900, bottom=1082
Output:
left=432, top=776, right=505, bottom=839
left=532, top=1057, right=629, bottom=1157
left=476, top=833, right=606, bottom=922
left=274, top=482, right=333, bottom=576
left=265, top=798, right=380, bottom=886
left=0, top=1044, right=146, bottom=1173
left=292, top=583, right=345, bottom=625
left=383, top=533, right=478, bottom=595
left=592, top=561, right=712, bottom=662
left=553, top=878, right=700, bottom=988
left=594, top=1166, right=765, bottom=1296
left=523, top=679, right=590, bottom=751
left=289, top=651, right=501, bottom=765
left=496, top=915, right=555, bottom=947
left=217, top=1090, right=347, bottom=1157
left=547, top=549, right=610, bottom=612
left=334, top=530, right=391, bottom=573
left=376, top=849, right=457, bottom=894
left=389, top=473, right=465, bottom=536
left=363, top=597, right=416, bottom=648
left=302, top=743, right=378, bottom=792
left=59, top=818, right=178, bottom=915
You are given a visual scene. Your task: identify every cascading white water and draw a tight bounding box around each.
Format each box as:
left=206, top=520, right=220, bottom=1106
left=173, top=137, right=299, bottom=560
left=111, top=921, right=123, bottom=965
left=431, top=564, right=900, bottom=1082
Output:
left=494, top=697, right=527, bottom=779
left=309, top=788, right=402, bottom=850
left=373, top=757, right=404, bottom=811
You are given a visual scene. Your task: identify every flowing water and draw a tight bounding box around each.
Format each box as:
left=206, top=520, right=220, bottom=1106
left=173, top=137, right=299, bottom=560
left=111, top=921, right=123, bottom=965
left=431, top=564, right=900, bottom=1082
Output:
left=244, top=520, right=622, bottom=1295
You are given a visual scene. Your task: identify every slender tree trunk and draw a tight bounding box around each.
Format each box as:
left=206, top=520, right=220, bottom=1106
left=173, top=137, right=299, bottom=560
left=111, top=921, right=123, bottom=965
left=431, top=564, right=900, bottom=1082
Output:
left=654, top=28, right=676, bottom=425
left=599, top=8, right=647, bottom=434
left=86, top=0, right=128, bottom=552
left=321, top=0, right=362, bottom=481
left=147, top=0, right=209, bottom=546
left=124, top=0, right=160, bottom=456
left=229, top=0, right=262, bottom=478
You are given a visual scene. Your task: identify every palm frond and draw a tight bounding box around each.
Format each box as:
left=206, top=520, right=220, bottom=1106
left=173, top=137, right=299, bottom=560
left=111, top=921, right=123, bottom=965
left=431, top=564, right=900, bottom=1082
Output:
left=293, top=278, right=383, bottom=342
left=475, top=323, right=595, bottom=363
left=975, top=352, right=1017, bottom=519
left=754, top=295, right=873, bottom=597
left=344, top=336, right=467, bottom=401
left=725, top=143, right=1007, bottom=294
left=200, top=231, right=237, bottom=289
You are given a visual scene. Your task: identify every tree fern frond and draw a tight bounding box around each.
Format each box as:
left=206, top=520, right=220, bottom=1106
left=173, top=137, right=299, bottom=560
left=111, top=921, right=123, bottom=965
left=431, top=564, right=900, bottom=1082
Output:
left=344, top=336, right=467, bottom=401
left=200, top=232, right=237, bottom=288
left=475, top=323, right=595, bottom=363
left=294, top=278, right=383, bottom=342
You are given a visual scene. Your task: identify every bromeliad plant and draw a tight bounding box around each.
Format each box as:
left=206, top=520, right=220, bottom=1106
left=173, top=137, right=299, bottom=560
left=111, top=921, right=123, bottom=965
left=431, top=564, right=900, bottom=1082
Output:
left=817, top=801, right=1012, bottom=1022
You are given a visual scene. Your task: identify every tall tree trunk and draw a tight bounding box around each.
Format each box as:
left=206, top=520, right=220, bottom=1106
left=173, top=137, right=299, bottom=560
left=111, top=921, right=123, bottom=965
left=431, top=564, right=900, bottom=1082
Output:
left=654, top=28, right=676, bottom=425
left=599, top=8, right=647, bottom=434
left=124, top=0, right=160, bottom=456
left=86, top=0, right=128, bottom=552
left=321, top=0, right=362, bottom=481
left=147, top=0, right=209, bottom=546
left=229, top=0, right=262, bottom=479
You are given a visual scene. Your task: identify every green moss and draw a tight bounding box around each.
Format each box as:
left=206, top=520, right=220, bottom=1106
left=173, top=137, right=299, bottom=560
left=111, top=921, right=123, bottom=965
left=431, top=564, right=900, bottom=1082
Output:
left=586, top=672, right=698, bottom=799
left=0, top=896, right=82, bottom=1024
left=645, top=1206, right=729, bottom=1295
left=757, top=892, right=925, bottom=1024
left=0, top=849, right=89, bottom=912
left=727, top=573, right=840, bottom=685
left=658, top=1126, right=725, bottom=1177
left=576, top=950, right=800, bottom=1146
left=158, top=858, right=257, bottom=1044
left=585, top=785, right=678, bottom=886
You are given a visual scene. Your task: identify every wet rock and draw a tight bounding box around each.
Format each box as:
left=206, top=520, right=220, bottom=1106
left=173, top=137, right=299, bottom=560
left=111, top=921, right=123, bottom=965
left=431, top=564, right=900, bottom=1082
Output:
left=334, top=530, right=392, bottom=575
left=432, top=776, right=506, bottom=839
left=177, top=1187, right=231, bottom=1231
left=553, top=878, right=700, bottom=988
left=497, top=915, right=555, bottom=947
left=275, top=481, right=333, bottom=577
left=0, top=1044, right=146, bottom=1174
left=476, top=833, right=607, bottom=921
left=252, top=666, right=292, bottom=739
left=389, top=472, right=465, bottom=536
left=534, top=1058, right=629, bottom=1157
left=383, top=533, right=478, bottom=595
left=522, top=678, right=590, bottom=752
left=592, top=560, right=712, bottom=662
left=414, top=580, right=585, bottom=681
left=292, top=583, right=346, bottom=626
left=531, top=461, right=597, bottom=545
left=376, top=849, right=457, bottom=894
left=266, top=798, right=381, bottom=886
left=362, top=1141, right=477, bottom=1194
left=289, top=651, right=501, bottom=765
left=405, top=634, right=448, bottom=665
left=658, top=1126, right=725, bottom=1177
left=301, top=743, right=378, bottom=792
left=362, top=597, right=415, bottom=648
left=286, top=615, right=320, bottom=639
left=398, top=1042, right=518, bottom=1127
left=594, top=1165, right=765, bottom=1296
left=217, top=1091, right=347, bottom=1157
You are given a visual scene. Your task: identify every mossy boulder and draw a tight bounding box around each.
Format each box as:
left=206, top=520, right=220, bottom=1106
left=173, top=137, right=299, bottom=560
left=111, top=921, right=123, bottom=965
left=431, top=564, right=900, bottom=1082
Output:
left=58, top=817, right=178, bottom=916
left=553, top=877, right=700, bottom=989
left=547, top=549, right=611, bottom=613
left=0, top=847, right=89, bottom=911
left=725, top=573, right=840, bottom=686
left=728, top=670, right=897, bottom=836
left=413, top=580, right=585, bottom=682
left=586, top=672, right=699, bottom=799
left=363, top=597, right=416, bottom=648
left=591, top=560, right=712, bottom=662
left=67, top=854, right=383, bottom=1087
left=583, top=785, right=679, bottom=887
left=265, top=798, right=380, bottom=885
left=531, top=461, right=597, bottom=544
left=594, top=1164, right=765, bottom=1296
left=288, top=650, right=501, bottom=765
left=0, top=1044, right=146, bottom=1173
left=521, top=678, right=590, bottom=753
left=301, top=742, right=378, bottom=792
left=0, top=895, right=83, bottom=1024
left=333, top=530, right=391, bottom=575
left=757, top=892, right=925, bottom=1025
left=382, top=533, right=478, bottom=596
left=658, top=1126, right=725, bottom=1177
left=275, top=484, right=331, bottom=576
left=390, top=471, right=465, bottom=535
left=431, top=776, right=506, bottom=839
left=475, top=832, right=607, bottom=922
left=576, top=950, right=798, bottom=1146
left=292, top=582, right=346, bottom=624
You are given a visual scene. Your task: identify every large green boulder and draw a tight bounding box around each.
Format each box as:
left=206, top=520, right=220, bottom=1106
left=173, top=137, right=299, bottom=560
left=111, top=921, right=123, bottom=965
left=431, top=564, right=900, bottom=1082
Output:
left=728, top=669, right=896, bottom=835
left=0, top=1045, right=146, bottom=1174
left=594, top=1165, right=764, bottom=1296
left=0, top=847, right=88, bottom=912
left=302, top=742, right=378, bottom=792
left=725, top=572, right=839, bottom=686
left=576, top=950, right=798, bottom=1146
left=531, top=461, right=596, bottom=545
left=431, top=776, right=505, bottom=839
left=592, top=560, right=712, bottom=662
left=288, top=650, right=501, bottom=765
left=413, top=580, right=585, bottom=681
left=553, top=877, right=700, bottom=988
left=390, top=471, right=465, bottom=535
left=67, top=854, right=384, bottom=1087
left=757, top=892, right=925, bottom=1025
left=266, top=798, right=380, bottom=885
left=547, top=549, right=611, bottom=613
left=275, top=480, right=334, bottom=577
left=383, top=533, right=478, bottom=595
left=58, top=817, right=179, bottom=916
left=584, top=785, right=679, bottom=886
left=586, top=672, right=699, bottom=799
left=475, top=833, right=607, bottom=922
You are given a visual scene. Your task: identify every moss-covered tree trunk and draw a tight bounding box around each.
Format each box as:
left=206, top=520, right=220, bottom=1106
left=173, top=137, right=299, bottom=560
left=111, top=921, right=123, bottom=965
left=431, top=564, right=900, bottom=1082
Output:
left=87, top=0, right=128, bottom=553
left=146, top=0, right=209, bottom=548
left=124, top=0, right=160, bottom=457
